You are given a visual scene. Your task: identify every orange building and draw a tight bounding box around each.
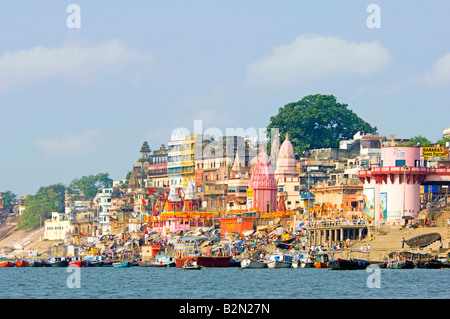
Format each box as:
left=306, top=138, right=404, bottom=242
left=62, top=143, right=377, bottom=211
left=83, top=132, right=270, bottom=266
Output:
left=218, top=211, right=257, bottom=235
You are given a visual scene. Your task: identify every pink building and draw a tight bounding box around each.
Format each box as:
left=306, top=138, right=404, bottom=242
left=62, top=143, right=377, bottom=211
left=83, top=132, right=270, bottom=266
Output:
left=358, top=147, right=424, bottom=224
left=249, top=149, right=278, bottom=213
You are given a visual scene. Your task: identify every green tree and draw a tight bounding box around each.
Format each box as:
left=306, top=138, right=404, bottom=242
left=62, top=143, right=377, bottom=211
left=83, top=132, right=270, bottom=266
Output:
left=267, top=94, right=378, bottom=156
left=68, top=173, right=113, bottom=200
left=18, top=183, right=65, bottom=229
left=436, top=137, right=450, bottom=147
left=1, top=190, right=17, bottom=213
left=121, top=171, right=132, bottom=189
left=399, top=135, right=432, bottom=147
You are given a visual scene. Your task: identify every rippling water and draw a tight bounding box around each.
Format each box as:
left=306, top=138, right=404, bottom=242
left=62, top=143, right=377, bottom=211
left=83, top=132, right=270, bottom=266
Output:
left=1, top=267, right=449, bottom=299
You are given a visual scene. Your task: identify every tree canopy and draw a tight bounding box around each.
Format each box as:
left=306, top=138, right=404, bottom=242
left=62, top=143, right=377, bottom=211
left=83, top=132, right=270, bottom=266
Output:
left=68, top=173, right=113, bottom=200
left=1, top=190, right=17, bottom=213
left=398, top=135, right=432, bottom=147
left=267, top=94, right=378, bottom=156
left=18, top=183, right=65, bottom=230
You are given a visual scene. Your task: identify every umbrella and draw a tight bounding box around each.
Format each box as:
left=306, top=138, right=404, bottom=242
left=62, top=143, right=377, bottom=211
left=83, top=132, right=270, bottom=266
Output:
left=402, top=216, right=414, bottom=220
left=233, top=241, right=243, bottom=246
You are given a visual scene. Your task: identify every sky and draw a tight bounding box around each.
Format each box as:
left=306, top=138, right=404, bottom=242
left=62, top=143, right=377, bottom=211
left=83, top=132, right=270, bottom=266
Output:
left=0, top=1, right=449, bottom=196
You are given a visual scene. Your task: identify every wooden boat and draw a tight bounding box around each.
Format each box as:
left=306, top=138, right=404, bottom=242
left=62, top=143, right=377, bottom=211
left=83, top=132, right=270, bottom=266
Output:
left=28, top=260, right=47, bottom=267
left=15, top=260, right=30, bottom=267
left=313, top=253, right=329, bottom=268
left=229, top=259, right=241, bottom=267
left=405, top=233, right=441, bottom=249
left=69, top=257, right=88, bottom=267
left=386, top=251, right=416, bottom=269
left=387, top=260, right=415, bottom=269
left=292, top=250, right=314, bottom=268
left=182, top=260, right=202, bottom=270
left=266, top=252, right=293, bottom=268
left=47, top=257, right=69, bottom=267
left=112, top=261, right=131, bottom=268
left=102, top=261, right=114, bottom=267
left=144, top=255, right=176, bottom=267
left=175, top=255, right=231, bottom=268
left=240, top=259, right=267, bottom=269
left=423, top=259, right=448, bottom=269
left=329, top=258, right=370, bottom=270
left=0, top=261, right=16, bottom=267
left=87, top=260, right=104, bottom=267
left=174, top=236, right=232, bottom=268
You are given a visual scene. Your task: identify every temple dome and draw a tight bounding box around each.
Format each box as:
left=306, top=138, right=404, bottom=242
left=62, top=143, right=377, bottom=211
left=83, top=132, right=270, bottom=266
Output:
left=249, top=149, right=277, bottom=189
left=275, top=135, right=298, bottom=178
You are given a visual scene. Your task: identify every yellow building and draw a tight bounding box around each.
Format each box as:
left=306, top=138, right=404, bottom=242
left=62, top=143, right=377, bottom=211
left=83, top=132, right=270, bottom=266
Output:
left=181, top=134, right=196, bottom=184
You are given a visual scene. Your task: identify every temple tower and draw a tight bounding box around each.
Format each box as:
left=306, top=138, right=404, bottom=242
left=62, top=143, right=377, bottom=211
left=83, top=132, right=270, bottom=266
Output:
left=249, top=149, right=278, bottom=213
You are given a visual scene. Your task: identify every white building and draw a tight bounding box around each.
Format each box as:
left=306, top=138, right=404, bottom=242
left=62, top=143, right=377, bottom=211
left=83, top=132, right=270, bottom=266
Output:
left=44, top=212, right=70, bottom=241
left=95, top=188, right=113, bottom=235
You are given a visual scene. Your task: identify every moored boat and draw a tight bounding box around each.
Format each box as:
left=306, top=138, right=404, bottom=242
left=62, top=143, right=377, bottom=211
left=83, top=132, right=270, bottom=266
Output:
left=386, top=251, right=416, bottom=269
left=182, top=260, right=202, bottom=270
left=328, top=258, right=370, bottom=270
left=266, top=252, right=293, bottom=268
left=87, top=260, right=104, bottom=267
left=47, top=257, right=69, bottom=267
left=173, top=235, right=232, bottom=268
left=313, top=253, right=329, bottom=268
left=69, top=257, right=88, bottom=267
left=15, top=260, right=30, bottom=267
left=112, top=261, right=131, bottom=268
left=28, top=260, right=47, bottom=267
left=387, top=260, right=415, bottom=269
left=0, top=261, right=16, bottom=267
left=229, top=259, right=241, bottom=267
left=240, top=259, right=267, bottom=269
left=145, top=255, right=176, bottom=267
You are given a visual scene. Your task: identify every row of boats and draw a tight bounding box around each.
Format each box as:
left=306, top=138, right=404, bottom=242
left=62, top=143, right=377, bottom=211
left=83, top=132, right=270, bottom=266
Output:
left=240, top=250, right=449, bottom=270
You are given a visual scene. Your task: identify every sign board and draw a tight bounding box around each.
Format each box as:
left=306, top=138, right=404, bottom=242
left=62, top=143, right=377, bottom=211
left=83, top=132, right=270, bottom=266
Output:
left=422, top=147, right=449, bottom=158
left=247, top=188, right=254, bottom=198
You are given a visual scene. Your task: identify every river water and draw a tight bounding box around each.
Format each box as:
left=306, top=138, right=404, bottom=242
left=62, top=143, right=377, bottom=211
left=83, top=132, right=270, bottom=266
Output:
left=1, top=266, right=448, bottom=299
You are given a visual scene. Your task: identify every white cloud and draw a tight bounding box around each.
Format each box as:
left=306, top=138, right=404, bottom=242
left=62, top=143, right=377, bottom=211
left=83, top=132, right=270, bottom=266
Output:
left=34, top=129, right=102, bottom=159
left=243, top=34, right=392, bottom=88
left=415, top=52, right=450, bottom=86
left=0, top=39, right=154, bottom=93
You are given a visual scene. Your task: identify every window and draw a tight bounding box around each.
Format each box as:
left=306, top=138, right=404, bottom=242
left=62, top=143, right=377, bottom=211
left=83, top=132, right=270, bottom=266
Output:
left=294, top=186, right=299, bottom=192
left=395, top=160, right=406, bottom=167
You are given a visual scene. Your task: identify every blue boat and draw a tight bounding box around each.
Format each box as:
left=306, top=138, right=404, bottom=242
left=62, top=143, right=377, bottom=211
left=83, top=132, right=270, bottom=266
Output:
left=112, top=261, right=131, bottom=268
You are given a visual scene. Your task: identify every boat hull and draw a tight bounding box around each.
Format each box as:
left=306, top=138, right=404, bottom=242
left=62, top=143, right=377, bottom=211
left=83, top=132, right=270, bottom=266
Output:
left=175, top=256, right=231, bottom=268
left=0, top=261, right=15, bottom=267
left=241, top=259, right=267, bottom=269
left=301, top=261, right=315, bottom=268
left=49, top=260, right=69, bottom=267
left=15, top=260, right=30, bottom=267
left=387, top=260, right=415, bottom=269
left=314, top=262, right=328, bottom=268
left=28, top=261, right=45, bottom=267
left=87, top=261, right=104, bottom=267
left=266, top=260, right=291, bottom=268
left=329, top=258, right=370, bottom=270
left=69, top=261, right=89, bottom=267
left=112, top=261, right=131, bottom=268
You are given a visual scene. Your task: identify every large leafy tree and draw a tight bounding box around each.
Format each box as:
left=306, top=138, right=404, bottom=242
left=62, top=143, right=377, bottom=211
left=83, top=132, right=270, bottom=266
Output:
left=267, top=94, right=378, bottom=156
left=1, top=190, right=17, bottom=213
left=68, top=173, right=113, bottom=200
left=18, top=183, right=65, bottom=229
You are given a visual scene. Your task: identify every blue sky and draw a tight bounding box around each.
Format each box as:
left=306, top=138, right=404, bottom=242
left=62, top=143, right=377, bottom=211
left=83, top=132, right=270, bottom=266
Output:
left=0, top=1, right=449, bottom=196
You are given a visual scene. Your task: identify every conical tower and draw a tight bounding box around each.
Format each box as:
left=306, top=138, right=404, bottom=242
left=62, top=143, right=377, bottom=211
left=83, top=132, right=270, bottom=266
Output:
left=249, top=149, right=277, bottom=213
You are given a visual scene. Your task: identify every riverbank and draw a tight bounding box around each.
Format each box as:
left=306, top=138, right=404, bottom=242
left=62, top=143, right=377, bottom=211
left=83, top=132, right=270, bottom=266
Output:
left=1, top=209, right=449, bottom=262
